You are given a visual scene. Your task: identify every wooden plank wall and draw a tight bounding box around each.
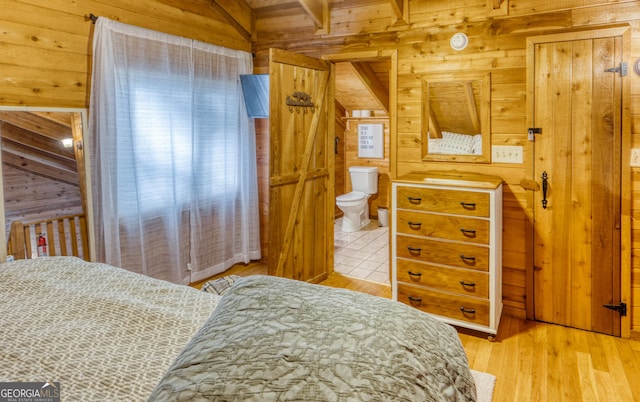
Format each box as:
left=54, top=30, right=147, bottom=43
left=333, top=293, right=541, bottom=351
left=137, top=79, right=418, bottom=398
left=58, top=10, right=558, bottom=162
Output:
left=254, top=118, right=270, bottom=259
left=343, top=116, right=391, bottom=217
left=0, top=0, right=249, bottom=108
left=2, top=164, right=82, bottom=237
left=251, top=0, right=640, bottom=330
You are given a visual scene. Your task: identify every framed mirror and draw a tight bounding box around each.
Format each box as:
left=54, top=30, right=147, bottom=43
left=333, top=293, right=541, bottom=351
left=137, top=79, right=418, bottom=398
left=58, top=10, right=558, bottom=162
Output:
left=422, top=72, right=491, bottom=163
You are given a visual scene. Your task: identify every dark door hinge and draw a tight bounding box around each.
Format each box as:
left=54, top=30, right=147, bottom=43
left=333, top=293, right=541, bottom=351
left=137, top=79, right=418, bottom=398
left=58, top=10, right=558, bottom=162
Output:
left=603, top=302, right=627, bottom=316
left=604, top=62, right=628, bottom=77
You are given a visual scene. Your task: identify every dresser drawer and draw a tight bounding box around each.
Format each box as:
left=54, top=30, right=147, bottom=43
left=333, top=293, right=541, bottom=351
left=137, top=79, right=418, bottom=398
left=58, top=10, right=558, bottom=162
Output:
left=396, top=235, right=489, bottom=271
left=396, top=187, right=490, bottom=217
left=397, top=283, right=490, bottom=326
left=397, top=259, right=489, bottom=298
left=396, top=210, right=489, bottom=245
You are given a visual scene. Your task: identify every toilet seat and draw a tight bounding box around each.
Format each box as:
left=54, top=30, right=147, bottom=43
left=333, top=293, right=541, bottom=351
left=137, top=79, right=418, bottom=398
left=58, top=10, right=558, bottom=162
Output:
left=336, top=191, right=365, bottom=202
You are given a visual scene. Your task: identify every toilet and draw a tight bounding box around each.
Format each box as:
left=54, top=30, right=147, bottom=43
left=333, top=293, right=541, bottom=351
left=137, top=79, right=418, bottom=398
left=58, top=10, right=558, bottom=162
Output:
left=336, top=166, right=378, bottom=232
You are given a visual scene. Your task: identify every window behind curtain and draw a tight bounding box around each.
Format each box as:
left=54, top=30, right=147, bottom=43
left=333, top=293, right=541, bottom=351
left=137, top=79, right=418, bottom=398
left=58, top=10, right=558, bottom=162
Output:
left=121, top=70, right=239, bottom=215
left=89, top=18, right=261, bottom=284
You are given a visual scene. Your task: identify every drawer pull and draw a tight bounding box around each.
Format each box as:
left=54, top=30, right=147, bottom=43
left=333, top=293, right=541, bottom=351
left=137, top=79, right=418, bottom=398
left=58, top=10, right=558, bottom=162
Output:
left=460, top=228, right=477, bottom=237
left=459, top=307, right=476, bottom=314
left=408, top=271, right=422, bottom=278
left=408, top=296, right=423, bottom=304
left=459, top=281, right=476, bottom=287
left=408, top=196, right=423, bottom=204
left=408, top=221, right=422, bottom=229
left=459, top=202, right=477, bottom=209
left=407, top=246, right=422, bottom=254
left=460, top=254, right=476, bottom=263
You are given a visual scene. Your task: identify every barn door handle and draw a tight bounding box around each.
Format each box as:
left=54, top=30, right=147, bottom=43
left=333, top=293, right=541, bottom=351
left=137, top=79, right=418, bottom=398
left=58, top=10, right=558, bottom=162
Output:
left=541, top=171, right=548, bottom=209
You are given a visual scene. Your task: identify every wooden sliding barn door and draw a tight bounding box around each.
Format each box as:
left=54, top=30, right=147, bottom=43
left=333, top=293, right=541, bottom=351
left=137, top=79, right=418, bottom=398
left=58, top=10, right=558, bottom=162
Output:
left=530, top=30, right=626, bottom=336
left=268, top=48, right=334, bottom=283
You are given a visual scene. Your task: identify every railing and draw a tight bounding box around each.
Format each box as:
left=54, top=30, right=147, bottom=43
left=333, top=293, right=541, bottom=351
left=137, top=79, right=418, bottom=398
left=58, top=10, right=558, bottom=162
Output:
left=7, top=214, right=89, bottom=261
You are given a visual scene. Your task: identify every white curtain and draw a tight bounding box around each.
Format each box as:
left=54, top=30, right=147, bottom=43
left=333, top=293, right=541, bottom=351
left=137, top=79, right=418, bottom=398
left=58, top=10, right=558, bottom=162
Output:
left=88, top=18, right=261, bottom=284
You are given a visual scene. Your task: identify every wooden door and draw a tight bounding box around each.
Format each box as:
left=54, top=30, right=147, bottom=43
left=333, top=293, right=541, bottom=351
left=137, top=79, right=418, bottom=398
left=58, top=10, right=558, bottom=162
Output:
left=268, top=48, right=334, bottom=283
left=531, top=33, right=624, bottom=335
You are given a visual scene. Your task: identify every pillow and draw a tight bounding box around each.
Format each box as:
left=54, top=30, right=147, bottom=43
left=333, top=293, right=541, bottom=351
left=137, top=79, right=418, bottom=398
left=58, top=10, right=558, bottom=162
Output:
left=438, top=131, right=474, bottom=154
left=427, top=137, right=442, bottom=153
left=471, top=134, right=483, bottom=155
left=200, top=275, right=242, bottom=296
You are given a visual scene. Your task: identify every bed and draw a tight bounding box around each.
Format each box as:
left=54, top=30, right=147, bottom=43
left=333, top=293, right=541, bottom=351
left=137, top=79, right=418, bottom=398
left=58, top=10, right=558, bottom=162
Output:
left=0, top=257, right=477, bottom=401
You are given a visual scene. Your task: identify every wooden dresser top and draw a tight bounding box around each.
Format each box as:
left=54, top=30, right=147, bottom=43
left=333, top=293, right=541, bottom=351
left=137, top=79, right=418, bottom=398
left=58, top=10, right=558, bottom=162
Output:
left=395, top=171, right=503, bottom=190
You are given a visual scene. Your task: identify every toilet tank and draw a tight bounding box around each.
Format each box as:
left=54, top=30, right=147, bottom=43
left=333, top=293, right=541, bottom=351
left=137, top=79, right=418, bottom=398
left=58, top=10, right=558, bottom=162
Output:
left=349, top=166, right=378, bottom=194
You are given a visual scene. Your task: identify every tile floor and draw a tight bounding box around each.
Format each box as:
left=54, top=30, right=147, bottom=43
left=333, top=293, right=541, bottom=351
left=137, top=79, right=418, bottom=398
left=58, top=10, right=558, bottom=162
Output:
left=334, top=217, right=390, bottom=284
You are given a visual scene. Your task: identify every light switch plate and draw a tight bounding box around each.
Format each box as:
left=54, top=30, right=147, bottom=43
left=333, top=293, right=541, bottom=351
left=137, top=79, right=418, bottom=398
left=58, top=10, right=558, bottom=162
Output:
left=492, top=145, right=523, bottom=164
left=631, top=148, right=640, bottom=167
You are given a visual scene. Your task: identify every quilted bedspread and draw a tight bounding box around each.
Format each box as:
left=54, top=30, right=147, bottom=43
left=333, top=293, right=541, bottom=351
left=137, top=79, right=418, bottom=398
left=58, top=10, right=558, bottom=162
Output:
left=0, top=257, right=221, bottom=401
left=149, top=275, right=477, bottom=401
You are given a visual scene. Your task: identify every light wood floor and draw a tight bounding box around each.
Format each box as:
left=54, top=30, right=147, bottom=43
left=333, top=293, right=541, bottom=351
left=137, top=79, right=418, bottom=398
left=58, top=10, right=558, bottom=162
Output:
left=194, top=263, right=640, bottom=402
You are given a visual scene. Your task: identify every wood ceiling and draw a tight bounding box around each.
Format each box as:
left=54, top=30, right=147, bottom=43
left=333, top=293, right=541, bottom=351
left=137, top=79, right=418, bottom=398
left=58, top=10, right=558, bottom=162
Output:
left=0, top=112, right=78, bottom=187
left=0, top=111, right=82, bottom=224
left=214, top=0, right=393, bottom=114
left=214, top=0, right=408, bottom=40
left=334, top=61, right=389, bottom=114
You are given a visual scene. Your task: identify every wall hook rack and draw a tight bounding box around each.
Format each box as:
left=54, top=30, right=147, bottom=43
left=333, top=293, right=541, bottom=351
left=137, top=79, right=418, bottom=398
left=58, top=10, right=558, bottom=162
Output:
left=286, top=91, right=315, bottom=114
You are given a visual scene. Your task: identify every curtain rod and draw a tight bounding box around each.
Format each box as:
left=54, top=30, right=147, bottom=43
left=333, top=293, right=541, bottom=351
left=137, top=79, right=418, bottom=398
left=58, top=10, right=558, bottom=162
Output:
left=86, top=13, right=98, bottom=24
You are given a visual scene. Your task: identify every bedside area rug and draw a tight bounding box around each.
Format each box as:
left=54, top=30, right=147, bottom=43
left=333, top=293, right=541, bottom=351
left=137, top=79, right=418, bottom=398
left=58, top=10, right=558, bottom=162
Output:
left=471, top=369, right=496, bottom=402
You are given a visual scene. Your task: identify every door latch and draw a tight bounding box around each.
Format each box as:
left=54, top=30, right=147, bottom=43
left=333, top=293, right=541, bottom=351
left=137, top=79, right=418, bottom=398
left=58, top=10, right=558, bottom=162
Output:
left=603, top=302, right=627, bottom=316
left=528, top=127, right=541, bottom=141
left=604, top=62, right=628, bottom=77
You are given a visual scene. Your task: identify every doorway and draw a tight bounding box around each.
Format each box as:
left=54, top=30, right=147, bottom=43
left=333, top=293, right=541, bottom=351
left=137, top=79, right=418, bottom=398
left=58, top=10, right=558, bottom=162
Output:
left=527, top=27, right=631, bottom=336
left=0, top=107, right=93, bottom=262
left=326, top=51, right=396, bottom=285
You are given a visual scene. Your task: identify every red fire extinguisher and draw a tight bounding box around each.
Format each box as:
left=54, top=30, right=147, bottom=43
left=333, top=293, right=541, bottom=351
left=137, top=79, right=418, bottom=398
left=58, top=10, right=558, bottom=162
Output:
left=37, top=233, right=48, bottom=257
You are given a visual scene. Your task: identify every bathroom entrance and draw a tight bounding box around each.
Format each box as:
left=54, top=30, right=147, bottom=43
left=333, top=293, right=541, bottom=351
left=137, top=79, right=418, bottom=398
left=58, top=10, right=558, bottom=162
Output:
left=327, top=51, right=396, bottom=285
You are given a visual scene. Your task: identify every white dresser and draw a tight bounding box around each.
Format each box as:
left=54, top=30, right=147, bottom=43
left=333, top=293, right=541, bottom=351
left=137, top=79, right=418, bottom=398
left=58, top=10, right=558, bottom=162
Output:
left=391, top=171, right=503, bottom=336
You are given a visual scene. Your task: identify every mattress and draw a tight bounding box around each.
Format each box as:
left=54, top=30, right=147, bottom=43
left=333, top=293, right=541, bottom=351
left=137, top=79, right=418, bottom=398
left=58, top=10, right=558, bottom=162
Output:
left=1, top=257, right=476, bottom=401
left=0, top=257, right=220, bottom=400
